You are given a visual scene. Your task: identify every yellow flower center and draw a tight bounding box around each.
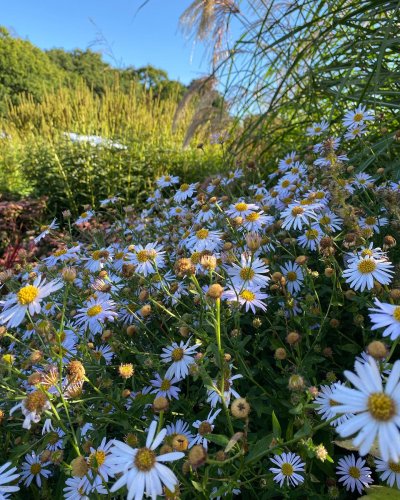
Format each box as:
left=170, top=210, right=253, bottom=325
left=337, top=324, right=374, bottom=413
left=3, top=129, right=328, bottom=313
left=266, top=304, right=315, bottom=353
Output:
left=357, top=259, right=377, bottom=274
left=171, top=347, right=184, bottom=361
left=17, top=285, right=39, bottom=305
left=80, top=212, right=88, bottom=218
left=348, top=466, right=361, bottom=479
left=361, top=249, right=373, bottom=257
left=389, top=462, right=400, bottom=473
left=88, top=450, right=106, bottom=468
left=286, top=271, right=297, bottom=281
left=285, top=157, right=293, bottom=165
left=196, top=229, right=209, bottom=240
left=306, top=229, right=319, bottom=240
left=165, top=175, right=171, bottom=181
left=365, top=216, right=377, bottom=225
left=87, top=305, right=103, bottom=317
left=234, top=202, right=248, bottom=212
left=30, top=463, right=42, bottom=475
left=115, top=252, right=124, bottom=259
left=239, top=267, right=255, bottom=281
left=329, top=399, right=340, bottom=407
left=281, top=180, right=290, bottom=188
left=160, top=379, right=171, bottom=391
left=137, top=250, right=150, bottom=262
left=54, top=248, right=67, bottom=257
left=134, top=447, right=156, bottom=471
left=281, top=463, right=294, bottom=476
left=368, top=392, right=396, bottom=421
left=198, top=421, right=212, bottom=436
left=48, top=431, right=60, bottom=444
left=246, top=212, right=260, bottom=222
left=92, top=250, right=101, bottom=260
left=319, top=215, right=331, bottom=225
left=291, top=206, right=304, bottom=216
left=314, top=126, right=321, bottom=133
left=393, top=307, right=400, bottom=322
left=315, top=192, right=325, bottom=199
left=191, top=252, right=201, bottom=264
left=180, top=183, right=189, bottom=192
left=240, top=290, right=256, bottom=301
left=353, top=112, right=363, bottom=122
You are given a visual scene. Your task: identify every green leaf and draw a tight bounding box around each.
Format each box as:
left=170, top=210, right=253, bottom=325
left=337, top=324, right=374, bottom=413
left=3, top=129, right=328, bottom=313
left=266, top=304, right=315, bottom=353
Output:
left=245, top=434, right=273, bottom=463
left=272, top=410, right=281, bottom=438
left=205, top=434, right=230, bottom=447
left=359, top=486, right=400, bottom=499
left=191, top=481, right=205, bottom=493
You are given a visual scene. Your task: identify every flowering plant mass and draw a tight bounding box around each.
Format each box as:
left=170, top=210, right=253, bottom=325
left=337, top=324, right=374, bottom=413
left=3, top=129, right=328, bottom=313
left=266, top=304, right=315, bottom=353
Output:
left=1, top=110, right=400, bottom=498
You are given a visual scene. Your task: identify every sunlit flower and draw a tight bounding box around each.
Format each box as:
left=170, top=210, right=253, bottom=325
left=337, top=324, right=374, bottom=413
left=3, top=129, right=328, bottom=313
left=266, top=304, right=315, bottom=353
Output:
left=190, top=409, right=221, bottom=450
left=173, top=183, right=196, bottom=202
left=161, top=338, right=199, bottom=380
left=0, top=276, right=63, bottom=328
left=20, top=451, right=51, bottom=487
left=369, top=298, right=400, bottom=341
left=150, top=373, right=181, bottom=400
left=226, top=254, right=270, bottom=289
left=343, top=105, right=373, bottom=129
left=0, top=462, right=20, bottom=497
left=34, top=218, right=59, bottom=243
left=223, top=286, right=268, bottom=313
left=280, top=261, right=304, bottom=295
left=280, top=202, right=318, bottom=231
left=269, top=452, right=305, bottom=488
left=375, top=457, right=400, bottom=489
left=74, top=296, right=118, bottom=335
left=342, top=255, right=393, bottom=292
left=109, top=420, right=184, bottom=499
left=127, top=242, right=166, bottom=276
left=331, top=356, right=400, bottom=462
left=336, top=454, right=373, bottom=494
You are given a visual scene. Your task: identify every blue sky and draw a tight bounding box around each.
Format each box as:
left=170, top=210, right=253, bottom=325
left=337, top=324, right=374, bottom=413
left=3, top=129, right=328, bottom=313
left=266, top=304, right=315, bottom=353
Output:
left=2, top=0, right=211, bottom=84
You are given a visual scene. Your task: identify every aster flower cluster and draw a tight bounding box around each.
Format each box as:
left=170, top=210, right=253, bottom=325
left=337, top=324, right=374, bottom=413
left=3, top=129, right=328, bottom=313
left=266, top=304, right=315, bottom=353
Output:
left=1, top=108, right=400, bottom=498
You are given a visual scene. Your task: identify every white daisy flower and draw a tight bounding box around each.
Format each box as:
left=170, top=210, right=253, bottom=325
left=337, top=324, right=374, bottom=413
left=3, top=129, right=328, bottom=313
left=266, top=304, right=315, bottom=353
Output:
left=0, top=462, right=20, bottom=497
left=109, top=420, right=184, bottom=500
left=280, top=202, right=318, bottom=231
left=75, top=210, right=95, bottom=225
left=190, top=409, right=221, bottom=450
left=336, top=454, right=373, bottom=494
left=165, top=419, right=195, bottom=442
left=306, top=120, right=329, bottom=137
left=226, top=201, right=260, bottom=219
left=184, top=228, right=223, bottom=253
left=173, top=183, right=196, bottom=203
left=92, top=344, right=114, bottom=364
left=45, top=427, right=65, bottom=451
left=359, top=215, right=388, bottom=234
left=63, top=476, right=89, bottom=500
left=331, top=356, right=400, bottom=462
left=297, top=225, right=323, bottom=251
left=223, top=286, right=268, bottom=313
left=160, top=338, right=199, bottom=381
left=375, top=457, right=400, bottom=489
left=87, top=437, right=114, bottom=482
left=150, top=373, right=181, bottom=400
left=269, top=452, right=305, bottom=488
left=242, top=211, right=274, bottom=232
left=42, top=245, right=80, bottom=267
left=99, top=195, right=119, bottom=206
left=314, top=382, right=354, bottom=427
left=317, top=210, right=343, bottom=233
left=342, top=255, right=394, bottom=292
left=226, top=254, right=270, bottom=289
left=278, top=151, right=297, bottom=172
left=83, top=248, right=112, bottom=273
left=280, top=261, right=304, bottom=295
left=127, top=242, right=166, bottom=276
left=369, top=298, right=400, bottom=341
left=0, top=276, right=63, bottom=328
left=353, top=172, right=374, bottom=189
left=206, top=373, right=242, bottom=408
left=343, top=105, right=374, bottom=129
left=156, top=174, right=180, bottom=188
left=34, top=218, right=59, bottom=243
left=345, top=123, right=367, bottom=140
left=20, top=451, right=51, bottom=487
left=74, top=296, right=118, bottom=335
